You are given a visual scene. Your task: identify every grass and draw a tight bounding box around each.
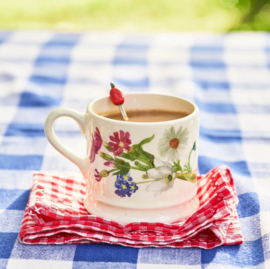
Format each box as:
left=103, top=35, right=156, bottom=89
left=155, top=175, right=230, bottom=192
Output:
left=0, top=0, right=269, bottom=32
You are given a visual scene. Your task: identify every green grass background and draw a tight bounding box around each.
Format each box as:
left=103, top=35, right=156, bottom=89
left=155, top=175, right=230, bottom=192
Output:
left=0, top=0, right=269, bottom=31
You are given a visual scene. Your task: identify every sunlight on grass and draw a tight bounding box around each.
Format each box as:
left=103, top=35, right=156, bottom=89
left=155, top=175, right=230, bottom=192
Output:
left=0, top=0, right=268, bottom=32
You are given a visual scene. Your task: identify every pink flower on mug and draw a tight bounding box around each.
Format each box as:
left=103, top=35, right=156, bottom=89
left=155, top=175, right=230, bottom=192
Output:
left=90, top=127, right=102, bottom=163
left=104, top=161, right=115, bottom=167
left=108, top=130, right=131, bottom=156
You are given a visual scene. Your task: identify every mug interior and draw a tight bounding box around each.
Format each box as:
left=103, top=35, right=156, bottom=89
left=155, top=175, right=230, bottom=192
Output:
left=89, top=93, right=195, bottom=119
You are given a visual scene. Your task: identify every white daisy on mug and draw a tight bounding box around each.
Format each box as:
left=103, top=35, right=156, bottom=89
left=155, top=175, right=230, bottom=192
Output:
left=158, top=126, right=189, bottom=162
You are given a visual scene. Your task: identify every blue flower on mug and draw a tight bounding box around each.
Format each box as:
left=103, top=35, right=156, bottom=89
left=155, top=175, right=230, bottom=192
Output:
left=118, top=173, right=133, bottom=182
left=158, top=126, right=189, bottom=162
left=130, top=182, right=139, bottom=193
left=115, top=180, right=131, bottom=197
left=115, top=173, right=138, bottom=197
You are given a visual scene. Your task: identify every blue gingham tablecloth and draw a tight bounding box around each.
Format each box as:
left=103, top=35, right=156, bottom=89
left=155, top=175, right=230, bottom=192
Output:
left=0, top=31, right=269, bottom=269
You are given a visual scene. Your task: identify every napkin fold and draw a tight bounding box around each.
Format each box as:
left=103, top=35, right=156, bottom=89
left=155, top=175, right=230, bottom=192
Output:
left=19, top=165, right=243, bottom=249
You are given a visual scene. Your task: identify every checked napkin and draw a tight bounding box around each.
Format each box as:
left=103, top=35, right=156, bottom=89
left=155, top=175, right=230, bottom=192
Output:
left=19, top=165, right=243, bottom=249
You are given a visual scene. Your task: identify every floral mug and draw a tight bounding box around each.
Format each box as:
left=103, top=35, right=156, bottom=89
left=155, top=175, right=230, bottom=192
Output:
left=44, top=93, right=199, bottom=224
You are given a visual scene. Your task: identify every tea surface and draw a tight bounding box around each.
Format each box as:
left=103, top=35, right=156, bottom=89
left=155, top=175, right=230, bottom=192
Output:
left=101, top=109, right=189, bottom=122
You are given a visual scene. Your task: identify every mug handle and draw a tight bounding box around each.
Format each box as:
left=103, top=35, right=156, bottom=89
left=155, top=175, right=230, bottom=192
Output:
left=44, top=108, right=90, bottom=178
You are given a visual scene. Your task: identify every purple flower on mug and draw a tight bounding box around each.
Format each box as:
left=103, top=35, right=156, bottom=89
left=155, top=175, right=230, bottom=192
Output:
left=94, top=169, right=109, bottom=182
left=108, top=130, right=131, bottom=156
left=94, top=169, right=101, bottom=182
left=90, top=127, right=102, bottom=163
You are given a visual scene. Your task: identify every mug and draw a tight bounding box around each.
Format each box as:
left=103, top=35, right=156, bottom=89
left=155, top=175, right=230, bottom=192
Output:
left=44, top=93, right=200, bottom=224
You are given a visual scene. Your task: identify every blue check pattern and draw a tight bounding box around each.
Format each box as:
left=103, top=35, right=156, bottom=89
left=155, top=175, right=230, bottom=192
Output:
left=0, top=31, right=269, bottom=268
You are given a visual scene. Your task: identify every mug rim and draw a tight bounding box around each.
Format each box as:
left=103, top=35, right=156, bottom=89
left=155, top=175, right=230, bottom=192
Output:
left=87, top=92, right=199, bottom=126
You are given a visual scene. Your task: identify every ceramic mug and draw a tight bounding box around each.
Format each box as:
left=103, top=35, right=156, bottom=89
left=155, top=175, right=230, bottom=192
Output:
left=44, top=93, right=200, bottom=224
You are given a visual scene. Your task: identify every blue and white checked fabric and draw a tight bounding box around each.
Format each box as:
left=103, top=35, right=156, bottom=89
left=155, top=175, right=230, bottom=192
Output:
left=0, top=31, right=270, bottom=268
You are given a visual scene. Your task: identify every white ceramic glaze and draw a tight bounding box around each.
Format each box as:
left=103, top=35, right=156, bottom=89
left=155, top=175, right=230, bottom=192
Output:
left=44, top=93, right=200, bottom=224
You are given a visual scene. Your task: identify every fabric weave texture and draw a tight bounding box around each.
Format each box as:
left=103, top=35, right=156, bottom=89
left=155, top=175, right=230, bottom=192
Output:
left=0, top=31, right=269, bottom=268
left=19, top=166, right=243, bottom=249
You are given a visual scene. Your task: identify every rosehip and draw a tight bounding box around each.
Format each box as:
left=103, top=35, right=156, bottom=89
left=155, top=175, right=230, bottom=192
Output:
left=110, top=82, right=124, bottom=105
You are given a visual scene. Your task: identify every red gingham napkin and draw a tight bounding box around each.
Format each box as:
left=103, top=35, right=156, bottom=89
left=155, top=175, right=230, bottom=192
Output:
left=19, top=165, right=243, bottom=249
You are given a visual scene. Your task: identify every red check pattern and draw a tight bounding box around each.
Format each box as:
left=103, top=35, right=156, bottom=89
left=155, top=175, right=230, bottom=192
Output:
left=19, top=166, right=243, bottom=249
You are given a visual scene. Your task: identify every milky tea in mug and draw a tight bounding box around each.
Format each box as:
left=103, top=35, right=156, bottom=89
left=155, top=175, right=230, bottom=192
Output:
left=44, top=93, right=199, bottom=224
left=102, top=109, right=189, bottom=122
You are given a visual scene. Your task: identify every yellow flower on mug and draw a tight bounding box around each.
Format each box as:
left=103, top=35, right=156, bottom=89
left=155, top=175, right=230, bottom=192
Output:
left=158, top=126, right=189, bottom=162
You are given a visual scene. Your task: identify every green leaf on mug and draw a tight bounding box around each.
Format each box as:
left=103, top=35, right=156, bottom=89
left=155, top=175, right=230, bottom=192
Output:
left=120, top=151, right=140, bottom=161
left=138, top=134, right=155, bottom=146
left=173, top=159, right=183, bottom=172
left=112, top=162, right=131, bottom=175
left=184, top=163, right=192, bottom=173
left=130, top=134, right=155, bottom=167
left=134, top=161, right=154, bottom=171
left=176, top=172, right=196, bottom=183
left=118, top=134, right=155, bottom=167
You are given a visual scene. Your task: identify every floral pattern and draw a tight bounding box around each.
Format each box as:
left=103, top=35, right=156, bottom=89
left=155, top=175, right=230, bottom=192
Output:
left=146, top=158, right=176, bottom=197
left=158, top=126, right=189, bottom=162
left=90, top=127, right=103, bottom=163
left=90, top=126, right=196, bottom=198
left=108, top=130, right=132, bottom=156
left=117, top=173, right=133, bottom=182
left=103, top=161, right=115, bottom=167
left=94, top=169, right=101, bottom=182
left=115, top=173, right=138, bottom=197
